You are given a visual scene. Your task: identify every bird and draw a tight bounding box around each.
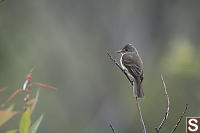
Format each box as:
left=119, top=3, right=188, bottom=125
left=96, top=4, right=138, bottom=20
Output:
left=116, top=44, right=144, bottom=98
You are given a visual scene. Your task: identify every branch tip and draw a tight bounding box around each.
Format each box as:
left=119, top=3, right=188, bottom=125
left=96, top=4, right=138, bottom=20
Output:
left=170, top=104, right=189, bottom=133
left=155, top=74, right=170, bottom=133
left=109, top=122, right=116, bottom=133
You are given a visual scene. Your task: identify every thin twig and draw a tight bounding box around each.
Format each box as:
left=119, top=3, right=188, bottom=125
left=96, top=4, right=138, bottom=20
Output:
left=109, top=122, right=116, bottom=133
left=136, top=97, right=147, bottom=133
left=24, top=68, right=35, bottom=111
left=170, top=104, right=189, bottom=133
left=155, top=75, right=170, bottom=133
left=107, top=51, right=146, bottom=133
left=24, top=85, right=31, bottom=111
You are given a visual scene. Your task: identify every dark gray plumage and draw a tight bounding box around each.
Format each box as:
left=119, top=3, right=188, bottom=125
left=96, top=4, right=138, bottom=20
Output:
left=117, top=44, right=144, bottom=98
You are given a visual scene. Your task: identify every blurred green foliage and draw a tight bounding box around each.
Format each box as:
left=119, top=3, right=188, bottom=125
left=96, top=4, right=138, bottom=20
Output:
left=0, top=105, right=16, bottom=127
left=19, top=108, right=31, bottom=133
left=28, top=114, right=44, bottom=133
left=161, top=40, right=200, bottom=77
left=0, top=90, right=43, bottom=133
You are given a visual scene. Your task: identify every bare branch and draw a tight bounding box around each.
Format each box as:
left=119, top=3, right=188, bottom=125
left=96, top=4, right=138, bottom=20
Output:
left=109, top=122, right=116, bottom=133
left=170, top=104, right=189, bottom=133
left=136, top=97, right=147, bottom=133
left=107, top=51, right=146, bottom=133
left=155, top=75, right=170, bottom=133
left=107, top=51, right=188, bottom=133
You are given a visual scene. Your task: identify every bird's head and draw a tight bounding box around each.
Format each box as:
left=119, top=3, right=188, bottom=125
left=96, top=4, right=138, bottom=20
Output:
left=116, top=43, right=136, bottom=54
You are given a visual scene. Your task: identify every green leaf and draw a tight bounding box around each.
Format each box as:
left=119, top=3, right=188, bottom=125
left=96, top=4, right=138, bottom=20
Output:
left=6, top=129, right=17, bottom=133
left=28, top=114, right=44, bottom=133
left=19, top=108, right=31, bottom=133
left=30, top=89, right=39, bottom=113
left=0, top=104, right=17, bottom=126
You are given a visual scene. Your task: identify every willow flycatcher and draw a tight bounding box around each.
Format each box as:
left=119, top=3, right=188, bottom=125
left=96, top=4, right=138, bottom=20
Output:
left=116, top=44, right=144, bottom=98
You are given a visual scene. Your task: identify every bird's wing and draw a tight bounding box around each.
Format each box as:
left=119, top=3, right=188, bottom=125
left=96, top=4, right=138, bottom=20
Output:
left=122, top=53, right=143, bottom=79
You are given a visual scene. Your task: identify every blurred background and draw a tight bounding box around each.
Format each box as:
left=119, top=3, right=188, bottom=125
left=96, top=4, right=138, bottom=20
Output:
left=0, top=0, right=200, bottom=132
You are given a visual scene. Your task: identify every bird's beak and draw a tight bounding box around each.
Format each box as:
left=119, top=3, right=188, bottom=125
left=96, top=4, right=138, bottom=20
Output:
left=116, top=49, right=123, bottom=54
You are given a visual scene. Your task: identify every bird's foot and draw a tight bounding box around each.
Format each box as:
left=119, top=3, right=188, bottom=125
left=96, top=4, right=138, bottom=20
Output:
left=122, top=69, right=128, bottom=73
left=122, top=69, right=125, bottom=72
left=130, top=80, right=134, bottom=85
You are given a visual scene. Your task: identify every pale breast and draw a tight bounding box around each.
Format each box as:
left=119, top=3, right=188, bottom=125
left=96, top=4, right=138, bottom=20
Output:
left=120, top=54, right=126, bottom=70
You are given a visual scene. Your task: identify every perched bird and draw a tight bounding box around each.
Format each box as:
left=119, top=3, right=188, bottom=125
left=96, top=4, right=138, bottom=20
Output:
left=116, top=44, right=144, bottom=98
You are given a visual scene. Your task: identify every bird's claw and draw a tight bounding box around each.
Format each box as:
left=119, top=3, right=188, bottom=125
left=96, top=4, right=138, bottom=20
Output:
left=122, top=69, right=127, bottom=73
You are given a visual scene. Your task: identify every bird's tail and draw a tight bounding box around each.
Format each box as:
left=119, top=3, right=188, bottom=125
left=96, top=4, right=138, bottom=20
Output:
left=133, top=79, right=144, bottom=98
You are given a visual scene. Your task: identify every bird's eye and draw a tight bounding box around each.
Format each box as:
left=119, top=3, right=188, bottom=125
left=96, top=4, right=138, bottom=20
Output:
left=125, top=49, right=128, bottom=51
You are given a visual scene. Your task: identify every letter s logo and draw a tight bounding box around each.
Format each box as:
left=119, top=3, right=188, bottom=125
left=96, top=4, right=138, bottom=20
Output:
left=188, top=119, right=198, bottom=132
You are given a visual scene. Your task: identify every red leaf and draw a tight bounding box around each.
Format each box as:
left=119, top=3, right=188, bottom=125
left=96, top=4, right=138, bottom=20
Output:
left=0, top=105, right=19, bottom=127
left=30, top=83, right=57, bottom=90
left=2, top=89, right=23, bottom=106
